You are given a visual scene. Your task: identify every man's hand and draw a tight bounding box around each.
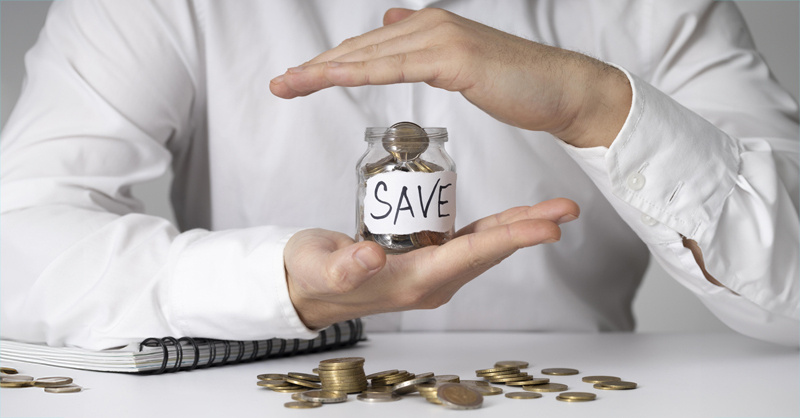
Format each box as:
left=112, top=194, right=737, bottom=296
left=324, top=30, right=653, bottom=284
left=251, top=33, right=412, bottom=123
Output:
left=270, top=8, right=631, bottom=148
left=284, top=198, right=579, bottom=330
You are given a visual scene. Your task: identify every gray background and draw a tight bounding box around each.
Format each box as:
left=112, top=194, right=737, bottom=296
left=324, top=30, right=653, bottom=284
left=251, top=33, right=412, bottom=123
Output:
left=1, top=1, right=798, bottom=333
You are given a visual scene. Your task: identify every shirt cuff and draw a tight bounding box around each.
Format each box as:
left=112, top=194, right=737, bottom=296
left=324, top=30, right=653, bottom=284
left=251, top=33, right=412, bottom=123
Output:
left=165, top=226, right=318, bottom=341
left=558, top=64, right=740, bottom=241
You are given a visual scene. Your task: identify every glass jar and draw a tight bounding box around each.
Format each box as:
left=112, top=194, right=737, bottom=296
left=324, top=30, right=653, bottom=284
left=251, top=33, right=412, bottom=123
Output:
left=356, top=122, right=457, bottom=254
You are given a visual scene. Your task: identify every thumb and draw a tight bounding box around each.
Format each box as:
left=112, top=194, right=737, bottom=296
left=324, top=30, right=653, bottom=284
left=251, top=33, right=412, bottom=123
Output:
left=323, top=241, right=386, bottom=294
left=383, top=8, right=416, bottom=26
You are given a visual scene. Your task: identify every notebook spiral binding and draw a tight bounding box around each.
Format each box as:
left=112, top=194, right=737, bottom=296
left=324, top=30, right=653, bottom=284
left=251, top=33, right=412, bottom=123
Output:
left=138, top=318, right=364, bottom=374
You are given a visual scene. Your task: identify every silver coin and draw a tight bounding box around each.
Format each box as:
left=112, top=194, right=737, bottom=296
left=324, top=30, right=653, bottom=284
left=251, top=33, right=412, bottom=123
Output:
left=34, top=377, right=74, bottom=388
left=44, top=384, right=82, bottom=394
left=357, top=392, right=401, bottom=402
left=299, top=390, right=348, bottom=404
left=0, top=375, right=33, bottom=383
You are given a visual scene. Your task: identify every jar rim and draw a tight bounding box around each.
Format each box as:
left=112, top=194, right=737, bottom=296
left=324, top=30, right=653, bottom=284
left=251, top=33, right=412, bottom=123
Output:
left=365, top=126, right=448, bottom=142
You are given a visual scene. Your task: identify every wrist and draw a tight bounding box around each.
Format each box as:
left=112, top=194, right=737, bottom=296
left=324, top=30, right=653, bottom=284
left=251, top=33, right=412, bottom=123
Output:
left=551, top=59, right=632, bottom=148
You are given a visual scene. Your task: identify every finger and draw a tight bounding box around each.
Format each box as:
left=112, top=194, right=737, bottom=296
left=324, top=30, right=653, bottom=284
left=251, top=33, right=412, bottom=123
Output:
left=431, top=218, right=561, bottom=280
left=299, top=10, right=423, bottom=68
left=457, top=198, right=579, bottom=236
left=324, top=30, right=427, bottom=65
left=318, top=240, right=387, bottom=296
left=383, top=8, right=416, bottom=26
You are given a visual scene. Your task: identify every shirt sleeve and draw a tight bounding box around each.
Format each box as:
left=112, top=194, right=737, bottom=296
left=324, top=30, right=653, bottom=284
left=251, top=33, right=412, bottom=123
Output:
left=559, top=1, right=799, bottom=346
left=0, top=0, right=316, bottom=350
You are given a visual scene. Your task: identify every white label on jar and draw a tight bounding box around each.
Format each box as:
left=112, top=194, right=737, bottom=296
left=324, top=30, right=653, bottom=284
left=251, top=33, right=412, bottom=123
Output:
left=364, top=171, right=457, bottom=235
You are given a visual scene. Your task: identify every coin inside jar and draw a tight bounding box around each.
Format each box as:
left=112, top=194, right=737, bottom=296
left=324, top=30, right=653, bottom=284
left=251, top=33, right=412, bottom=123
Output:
left=382, top=121, right=429, bottom=162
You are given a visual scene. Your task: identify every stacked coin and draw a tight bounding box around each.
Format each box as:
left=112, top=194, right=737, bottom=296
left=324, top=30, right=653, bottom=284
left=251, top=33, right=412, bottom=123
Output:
left=317, top=357, right=368, bottom=394
left=257, top=372, right=322, bottom=393
left=369, top=369, right=416, bottom=388
left=476, top=366, right=533, bottom=384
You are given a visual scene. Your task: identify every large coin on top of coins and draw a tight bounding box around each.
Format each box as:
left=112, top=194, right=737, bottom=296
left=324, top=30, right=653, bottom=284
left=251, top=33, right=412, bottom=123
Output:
left=382, top=121, right=429, bottom=162
left=437, top=383, right=484, bottom=410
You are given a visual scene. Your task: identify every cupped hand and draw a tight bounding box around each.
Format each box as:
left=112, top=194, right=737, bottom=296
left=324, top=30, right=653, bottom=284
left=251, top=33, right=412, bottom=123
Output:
left=269, top=8, right=630, bottom=148
left=284, top=198, right=579, bottom=330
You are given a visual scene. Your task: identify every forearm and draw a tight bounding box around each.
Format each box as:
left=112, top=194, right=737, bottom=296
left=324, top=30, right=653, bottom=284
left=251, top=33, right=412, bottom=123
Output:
left=560, top=68, right=799, bottom=346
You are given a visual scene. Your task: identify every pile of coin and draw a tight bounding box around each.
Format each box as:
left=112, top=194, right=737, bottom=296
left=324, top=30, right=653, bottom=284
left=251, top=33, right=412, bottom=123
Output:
left=258, top=358, right=638, bottom=410
left=0, top=367, right=81, bottom=393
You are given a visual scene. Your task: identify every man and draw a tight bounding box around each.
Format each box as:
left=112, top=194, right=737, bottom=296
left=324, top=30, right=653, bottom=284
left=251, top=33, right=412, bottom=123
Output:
left=1, top=1, right=797, bottom=349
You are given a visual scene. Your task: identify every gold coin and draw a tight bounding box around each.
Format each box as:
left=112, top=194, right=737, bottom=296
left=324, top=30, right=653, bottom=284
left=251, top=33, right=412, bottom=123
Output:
left=594, top=381, right=637, bottom=390
left=284, top=401, right=322, bottom=409
left=0, top=367, right=18, bottom=375
left=285, top=377, right=322, bottom=389
left=256, top=379, right=287, bottom=388
left=514, top=377, right=550, bottom=386
left=541, top=368, right=579, bottom=376
left=366, top=369, right=398, bottom=380
left=44, top=384, right=81, bottom=393
left=288, top=372, right=321, bottom=382
left=257, top=373, right=288, bottom=380
left=484, top=374, right=531, bottom=383
left=437, top=383, right=483, bottom=410
left=505, top=391, right=542, bottom=399
left=318, top=357, right=365, bottom=370
left=0, top=381, right=34, bottom=388
left=475, top=366, right=517, bottom=374
left=477, top=369, right=521, bottom=378
left=291, top=393, right=305, bottom=401
left=495, top=361, right=529, bottom=369
left=416, top=382, right=443, bottom=393
left=506, top=378, right=549, bottom=386
left=523, top=383, right=568, bottom=392
left=272, top=387, right=310, bottom=393
left=558, top=392, right=597, bottom=400
left=33, top=377, right=74, bottom=388
left=434, top=374, right=460, bottom=383
left=582, top=375, right=621, bottom=384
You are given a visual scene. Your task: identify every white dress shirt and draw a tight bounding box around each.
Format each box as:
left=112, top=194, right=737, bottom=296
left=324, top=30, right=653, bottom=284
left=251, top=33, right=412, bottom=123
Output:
left=1, top=0, right=797, bottom=350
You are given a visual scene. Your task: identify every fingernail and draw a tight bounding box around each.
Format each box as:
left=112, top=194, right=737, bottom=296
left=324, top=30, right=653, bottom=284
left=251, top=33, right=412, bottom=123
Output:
left=543, top=237, right=560, bottom=244
left=556, top=214, right=578, bottom=225
left=270, top=75, right=285, bottom=84
left=354, top=246, right=382, bottom=272
left=287, top=66, right=306, bottom=74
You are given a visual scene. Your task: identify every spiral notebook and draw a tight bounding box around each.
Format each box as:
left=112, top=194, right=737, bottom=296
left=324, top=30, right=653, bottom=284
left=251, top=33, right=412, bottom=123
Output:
left=0, top=319, right=364, bottom=374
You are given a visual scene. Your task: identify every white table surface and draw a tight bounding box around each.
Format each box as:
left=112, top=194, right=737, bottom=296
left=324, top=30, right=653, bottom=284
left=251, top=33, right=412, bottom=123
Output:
left=1, top=332, right=798, bottom=418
